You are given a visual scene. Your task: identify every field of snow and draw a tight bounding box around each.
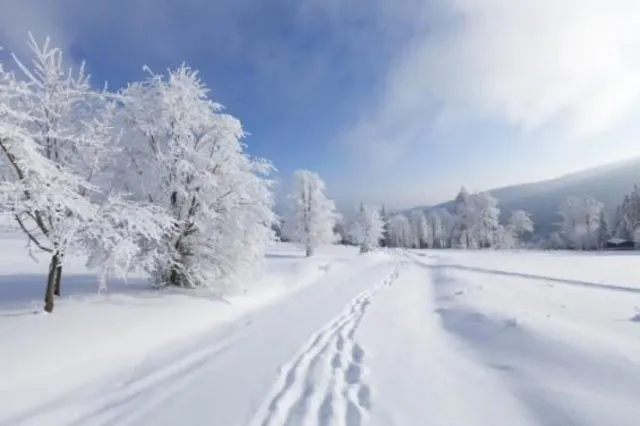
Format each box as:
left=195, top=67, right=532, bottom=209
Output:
left=2, top=236, right=640, bottom=425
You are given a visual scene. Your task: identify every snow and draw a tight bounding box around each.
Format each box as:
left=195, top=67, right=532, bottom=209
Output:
left=2, top=237, right=640, bottom=425
left=0, top=235, right=357, bottom=425
left=408, top=250, right=640, bottom=425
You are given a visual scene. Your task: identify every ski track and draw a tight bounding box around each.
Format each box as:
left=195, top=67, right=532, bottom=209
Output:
left=250, top=266, right=401, bottom=426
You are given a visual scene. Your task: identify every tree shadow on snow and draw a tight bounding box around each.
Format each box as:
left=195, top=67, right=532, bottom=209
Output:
left=265, top=252, right=306, bottom=259
left=0, top=273, right=150, bottom=312
left=0, top=272, right=234, bottom=315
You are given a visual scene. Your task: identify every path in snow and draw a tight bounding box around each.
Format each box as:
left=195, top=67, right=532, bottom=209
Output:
left=249, top=266, right=400, bottom=426
left=101, top=254, right=400, bottom=426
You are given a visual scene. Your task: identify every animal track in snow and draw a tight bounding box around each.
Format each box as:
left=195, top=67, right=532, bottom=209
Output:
left=250, top=266, right=400, bottom=426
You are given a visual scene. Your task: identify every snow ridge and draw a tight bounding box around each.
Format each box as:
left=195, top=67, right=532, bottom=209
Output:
left=250, top=266, right=401, bottom=426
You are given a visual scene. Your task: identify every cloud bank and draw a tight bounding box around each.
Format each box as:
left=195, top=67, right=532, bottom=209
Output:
left=341, top=0, right=640, bottom=162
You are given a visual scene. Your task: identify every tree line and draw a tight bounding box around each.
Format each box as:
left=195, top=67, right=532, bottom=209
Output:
left=280, top=177, right=640, bottom=254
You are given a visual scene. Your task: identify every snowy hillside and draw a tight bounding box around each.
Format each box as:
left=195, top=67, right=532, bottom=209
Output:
left=2, top=234, right=640, bottom=425
left=421, top=156, right=640, bottom=237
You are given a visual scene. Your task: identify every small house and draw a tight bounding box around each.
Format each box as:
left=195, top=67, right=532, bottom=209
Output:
left=606, top=238, right=635, bottom=250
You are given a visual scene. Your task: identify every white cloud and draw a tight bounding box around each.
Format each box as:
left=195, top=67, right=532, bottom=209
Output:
left=341, top=0, right=640, bottom=161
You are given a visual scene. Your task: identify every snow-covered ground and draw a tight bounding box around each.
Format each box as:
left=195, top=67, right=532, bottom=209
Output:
left=2, top=239, right=640, bottom=425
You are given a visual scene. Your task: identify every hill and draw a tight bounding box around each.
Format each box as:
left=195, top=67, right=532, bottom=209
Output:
left=423, top=157, right=640, bottom=238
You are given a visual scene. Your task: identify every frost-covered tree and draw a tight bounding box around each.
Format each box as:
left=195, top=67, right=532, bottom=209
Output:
left=432, top=208, right=453, bottom=248
left=450, top=188, right=501, bottom=249
left=472, top=192, right=500, bottom=248
left=409, top=210, right=429, bottom=248
left=428, top=212, right=444, bottom=248
left=349, top=203, right=384, bottom=253
left=597, top=211, right=611, bottom=249
left=508, top=210, right=534, bottom=236
left=379, top=204, right=391, bottom=247
left=558, top=195, right=603, bottom=250
left=503, top=210, right=534, bottom=248
left=633, top=227, right=640, bottom=248
left=388, top=214, right=412, bottom=248
left=117, top=65, right=275, bottom=289
left=0, top=36, right=161, bottom=311
left=333, top=217, right=350, bottom=245
left=494, top=225, right=511, bottom=249
left=450, top=187, right=475, bottom=248
left=548, top=232, right=566, bottom=250
left=82, top=198, right=173, bottom=292
left=613, top=185, right=640, bottom=240
left=283, top=169, right=338, bottom=256
left=613, top=202, right=633, bottom=240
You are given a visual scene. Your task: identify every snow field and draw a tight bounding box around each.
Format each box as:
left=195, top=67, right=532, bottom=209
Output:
left=2, top=243, right=640, bottom=425
left=412, top=250, right=640, bottom=426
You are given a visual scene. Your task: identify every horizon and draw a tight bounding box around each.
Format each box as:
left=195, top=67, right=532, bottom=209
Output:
left=2, top=0, right=640, bottom=210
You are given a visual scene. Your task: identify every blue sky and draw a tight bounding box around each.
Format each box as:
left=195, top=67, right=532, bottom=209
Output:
left=2, top=0, right=640, bottom=210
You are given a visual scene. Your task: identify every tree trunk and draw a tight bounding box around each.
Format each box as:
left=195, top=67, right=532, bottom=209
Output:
left=305, top=245, right=314, bottom=257
left=168, top=267, right=180, bottom=287
left=53, top=255, right=63, bottom=296
left=44, top=253, right=61, bottom=313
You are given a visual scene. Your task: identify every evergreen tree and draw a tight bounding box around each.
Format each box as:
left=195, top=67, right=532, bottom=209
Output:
left=379, top=204, right=391, bottom=247
left=597, top=211, right=610, bottom=249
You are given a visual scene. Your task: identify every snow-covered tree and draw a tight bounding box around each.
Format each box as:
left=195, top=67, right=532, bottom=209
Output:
left=388, top=214, right=412, bottom=248
left=82, top=198, right=174, bottom=292
left=633, top=227, right=640, bottom=248
left=558, top=195, right=603, bottom=250
left=613, top=202, right=633, bottom=240
left=349, top=203, right=384, bottom=253
left=379, top=204, right=391, bottom=247
left=450, top=187, right=475, bottom=248
left=428, top=212, right=444, bottom=248
left=597, top=211, right=611, bottom=249
left=450, top=188, right=501, bottom=249
left=503, top=210, right=534, bottom=248
left=430, top=209, right=452, bottom=248
left=0, top=36, right=163, bottom=311
left=409, top=210, right=429, bottom=248
left=472, top=192, right=500, bottom=248
left=548, top=232, right=566, bottom=250
left=494, top=225, right=511, bottom=249
left=117, top=65, right=275, bottom=289
left=508, top=210, right=534, bottom=236
left=283, top=169, right=338, bottom=256
left=333, top=217, right=350, bottom=245
left=613, top=185, right=640, bottom=240
left=424, top=213, right=435, bottom=248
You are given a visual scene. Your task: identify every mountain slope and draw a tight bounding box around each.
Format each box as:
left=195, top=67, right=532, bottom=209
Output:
left=426, top=157, right=640, bottom=237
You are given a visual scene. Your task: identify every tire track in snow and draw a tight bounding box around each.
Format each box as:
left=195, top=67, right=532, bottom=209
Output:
left=250, top=266, right=401, bottom=426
